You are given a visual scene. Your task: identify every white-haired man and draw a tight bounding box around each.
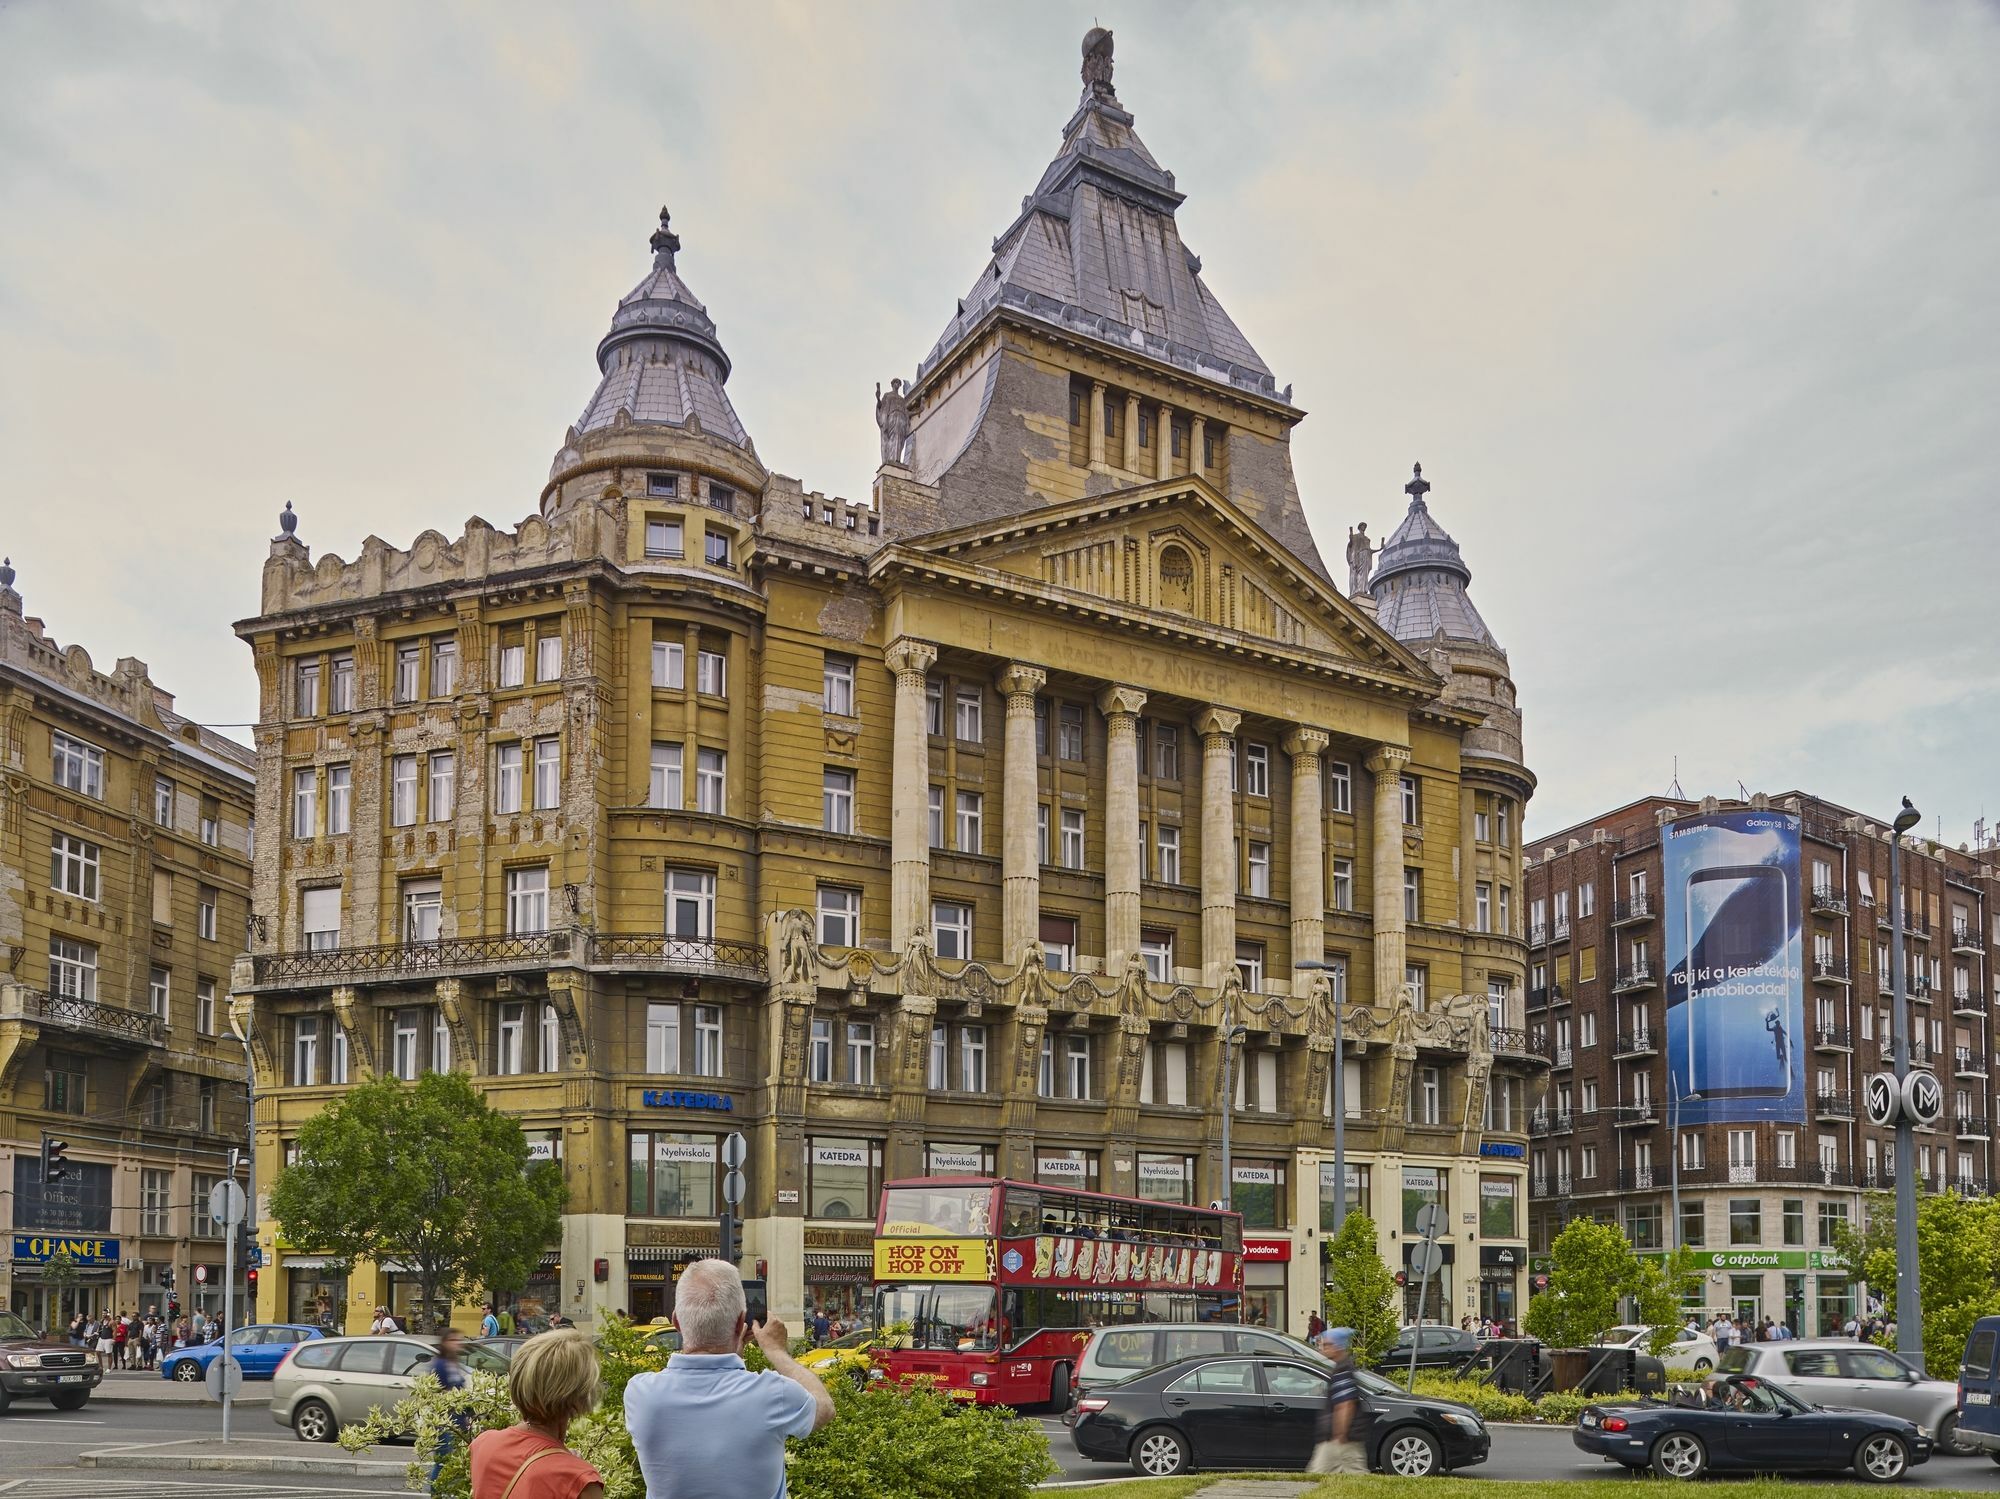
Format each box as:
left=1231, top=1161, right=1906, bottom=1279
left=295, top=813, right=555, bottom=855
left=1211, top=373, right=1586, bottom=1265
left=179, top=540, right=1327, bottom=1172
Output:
left=625, top=1258, right=835, bottom=1499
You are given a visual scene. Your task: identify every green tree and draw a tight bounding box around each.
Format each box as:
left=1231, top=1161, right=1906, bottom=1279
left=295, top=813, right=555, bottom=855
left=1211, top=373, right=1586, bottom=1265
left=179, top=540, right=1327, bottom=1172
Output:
left=41, top=1250, right=80, bottom=1328
left=1523, top=1218, right=1690, bottom=1354
left=1321, top=1210, right=1400, bottom=1365
left=269, top=1071, right=563, bottom=1322
left=1832, top=1188, right=2000, bottom=1377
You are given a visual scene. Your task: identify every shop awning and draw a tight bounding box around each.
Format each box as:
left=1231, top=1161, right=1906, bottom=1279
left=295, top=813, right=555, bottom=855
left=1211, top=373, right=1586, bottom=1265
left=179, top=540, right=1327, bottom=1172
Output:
left=535, top=1251, right=561, bottom=1272
left=804, top=1253, right=871, bottom=1270
left=281, top=1256, right=333, bottom=1271
left=627, top=1246, right=710, bottom=1264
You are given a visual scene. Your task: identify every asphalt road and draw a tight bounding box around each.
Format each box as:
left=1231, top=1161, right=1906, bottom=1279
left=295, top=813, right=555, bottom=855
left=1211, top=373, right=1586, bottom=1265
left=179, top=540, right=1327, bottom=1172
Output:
left=0, top=1402, right=408, bottom=1496
left=1036, top=1417, right=1999, bottom=1487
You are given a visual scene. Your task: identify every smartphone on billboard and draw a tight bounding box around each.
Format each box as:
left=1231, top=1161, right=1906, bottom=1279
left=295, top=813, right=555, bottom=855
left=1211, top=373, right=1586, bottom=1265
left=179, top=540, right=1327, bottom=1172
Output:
left=1683, top=863, right=1792, bottom=1099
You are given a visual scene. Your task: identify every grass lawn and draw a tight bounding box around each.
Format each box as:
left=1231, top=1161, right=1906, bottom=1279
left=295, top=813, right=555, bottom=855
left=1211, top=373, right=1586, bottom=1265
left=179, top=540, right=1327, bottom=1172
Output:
left=1046, top=1477, right=2000, bottom=1498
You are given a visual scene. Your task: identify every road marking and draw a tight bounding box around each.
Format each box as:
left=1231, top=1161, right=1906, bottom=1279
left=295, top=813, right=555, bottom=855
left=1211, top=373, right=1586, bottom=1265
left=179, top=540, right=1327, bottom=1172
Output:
left=0, top=1418, right=107, bottom=1425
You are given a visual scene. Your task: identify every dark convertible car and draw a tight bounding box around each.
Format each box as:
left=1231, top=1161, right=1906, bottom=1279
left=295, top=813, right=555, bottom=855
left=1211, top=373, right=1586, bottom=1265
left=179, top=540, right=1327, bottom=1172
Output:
left=1573, top=1373, right=1931, bottom=1482
left=1072, top=1352, right=1490, bottom=1478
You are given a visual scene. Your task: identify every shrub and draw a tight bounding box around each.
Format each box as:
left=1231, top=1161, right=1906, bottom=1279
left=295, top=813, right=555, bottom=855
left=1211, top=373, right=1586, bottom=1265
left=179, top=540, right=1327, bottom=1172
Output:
left=1402, top=1375, right=1535, bottom=1423
left=785, top=1376, right=1056, bottom=1499
left=1533, top=1391, right=1596, bottom=1426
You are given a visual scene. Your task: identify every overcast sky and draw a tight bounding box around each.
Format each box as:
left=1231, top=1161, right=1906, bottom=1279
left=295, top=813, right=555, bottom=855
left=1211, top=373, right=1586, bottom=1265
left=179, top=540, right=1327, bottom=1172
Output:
left=3, top=1, right=1995, bottom=842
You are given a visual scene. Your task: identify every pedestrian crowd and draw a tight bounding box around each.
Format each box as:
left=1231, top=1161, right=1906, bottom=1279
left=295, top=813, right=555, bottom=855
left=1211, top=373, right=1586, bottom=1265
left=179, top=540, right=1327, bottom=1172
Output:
left=1700, top=1310, right=1896, bottom=1348
left=66, top=1308, right=216, bottom=1369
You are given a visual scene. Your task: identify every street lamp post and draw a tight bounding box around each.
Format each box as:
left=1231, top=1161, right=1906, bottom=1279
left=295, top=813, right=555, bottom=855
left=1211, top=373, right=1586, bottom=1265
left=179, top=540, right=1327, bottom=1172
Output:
left=1889, top=797, right=1923, bottom=1362
left=1668, top=1087, right=1702, bottom=1251
left=1296, top=961, right=1348, bottom=1236
left=1219, top=1024, right=1248, bottom=1209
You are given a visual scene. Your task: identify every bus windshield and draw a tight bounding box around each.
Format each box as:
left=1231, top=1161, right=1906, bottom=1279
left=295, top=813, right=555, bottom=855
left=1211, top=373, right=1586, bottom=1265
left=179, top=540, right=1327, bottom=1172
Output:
left=880, top=1184, right=993, bottom=1238
left=877, top=1284, right=999, bottom=1350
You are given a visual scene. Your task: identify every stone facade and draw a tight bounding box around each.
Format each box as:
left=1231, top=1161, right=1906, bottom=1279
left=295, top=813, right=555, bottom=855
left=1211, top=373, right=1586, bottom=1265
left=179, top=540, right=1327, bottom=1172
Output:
left=232, top=37, right=1540, bottom=1338
left=0, top=562, right=256, bottom=1326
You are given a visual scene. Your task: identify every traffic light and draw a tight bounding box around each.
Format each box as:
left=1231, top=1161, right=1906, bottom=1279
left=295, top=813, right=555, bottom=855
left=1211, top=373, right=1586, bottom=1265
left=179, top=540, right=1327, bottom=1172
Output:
left=40, top=1133, right=69, bottom=1184
left=236, top=1222, right=256, bottom=1267
left=161, top=1267, right=175, bottom=1290
left=719, top=1209, right=743, bottom=1266
left=167, top=1294, right=181, bottom=1318
left=245, top=1267, right=259, bottom=1297
left=1393, top=1270, right=1408, bottom=1287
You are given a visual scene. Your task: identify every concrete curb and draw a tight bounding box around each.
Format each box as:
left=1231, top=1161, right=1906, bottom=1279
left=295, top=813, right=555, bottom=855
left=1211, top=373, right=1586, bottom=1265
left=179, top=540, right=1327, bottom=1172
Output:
left=80, top=1446, right=404, bottom=1475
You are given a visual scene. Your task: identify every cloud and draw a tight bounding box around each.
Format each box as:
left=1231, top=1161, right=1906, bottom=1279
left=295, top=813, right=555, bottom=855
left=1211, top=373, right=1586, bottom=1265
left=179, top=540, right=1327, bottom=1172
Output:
left=1, top=0, right=1994, bottom=840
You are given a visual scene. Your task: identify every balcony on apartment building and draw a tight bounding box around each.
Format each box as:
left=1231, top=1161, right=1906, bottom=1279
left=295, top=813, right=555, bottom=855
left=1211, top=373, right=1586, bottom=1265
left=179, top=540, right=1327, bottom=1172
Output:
left=1815, top=1090, right=1856, bottom=1121
left=1612, top=964, right=1658, bottom=994
left=1955, top=1047, right=1989, bottom=1079
left=1810, top=885, right=1851, bottom=918
left=1490, top=1027, right=1544, bottom=1063
left=1608, top=1101, right=1658, bottom=1128
left=1612, top=1028, right=1658, bottom=1060
left=1611, top=896, right=1654, bottom=927
left=1879, top=910, right=1930, bottom=941
left=246, top=931, right=770, bottom=990
left=1813, top=1024, right=1852, bottom=1052
left=1530, top=924, right=1550, bottom=946
left=1957, top=1115, right=1993, bottom=1140
left=1953, top=925, right=1987, bottom=957
left=1616, top=1166, right=1658, bottom=1191
left=1953, top=987, right=1986, bottom=1017
left=1529, top=1109, right=1575, bottom=1137
left=1552, top=1044, right=1574, bottom=1070
left=1812, top=957, right=1852, bottom=984
left=0, top=983, right=167, bottom=1049
left=1677, top=1159, right=1854, bottom=1189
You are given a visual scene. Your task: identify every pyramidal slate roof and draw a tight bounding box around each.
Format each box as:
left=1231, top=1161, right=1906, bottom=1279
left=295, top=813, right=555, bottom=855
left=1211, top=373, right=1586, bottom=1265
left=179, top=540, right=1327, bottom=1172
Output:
left=914, top=45, right=1287, bottom=405
left=1369, top=465, right=1501, bottom=650
left=566, top=209, right=751, bottom=456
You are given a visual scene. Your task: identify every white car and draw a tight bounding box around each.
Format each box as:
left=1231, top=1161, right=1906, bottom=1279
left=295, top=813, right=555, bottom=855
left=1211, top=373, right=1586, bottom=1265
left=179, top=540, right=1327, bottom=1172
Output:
left=1599, top=1323, right=1718, bottom=1372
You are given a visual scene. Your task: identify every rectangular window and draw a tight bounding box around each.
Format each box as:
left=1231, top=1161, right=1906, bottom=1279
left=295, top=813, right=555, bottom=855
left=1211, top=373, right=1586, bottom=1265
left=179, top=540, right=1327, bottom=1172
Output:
left=1038, top=804, right=1049, bottom=863
left=954, top=790, right=982, bottom=853
left=932, top=902, right=972, bottom=960
left=1499, top=886, right=1511, bottom=935
left=196, top=976, right=216, bottom=1034
left=1326, top=759, right=1352, bottom=814
left=926, top=1025, right=947, bottom=1090
left=1577, top=881, right=1596, bottom=919
left=807, top=1137, right=880, bottom=1219
left=494, top=743, right=524, bottom=814
left=1059, top=808, right=1085, bottom=869
left=652, top=639, right=685, bottom=690
left=960, top=1025, right=989, bottom=1093
left=647, top=472, right=679, bottom=498
left=402, top=878, right=442, bottom=942
left=1246, top=841, right=1271, bottom=898
left=1495, top=801, right=1511, bottom=846
left=147, top=965, right=170, bottom=1021
left=497, top=1001, right=527, bottom=1075
left=1729, top=1198, right=1762, bottom=1245
left=1156, top=826, right=1181, bottom=884
left=390, top=754, right=418, bottom=826
left=1056, top=703, right=1084, bottom=762
left=427, top=751, right=456, bottom=820
left=301, top=886, right=341, bottom=952
left=532, top=737, right=561, bottom=809
left=1406, top=963, right=1428, bottom=1009
left=199, top=796, right=220, bottom=845
left=928, top=785, right=944, bottom=848
left=954, top=688, right=983, bottom=742
left=692, top=1005, right=723, bottom=1076
left=645, top=1003, right=681, bottom=1073
left=154, top=776, right=175, bottom=826
left=536, top=633, right=563, bottom=683
left=1063, top=1035, right=1093, bottom=1099
left=1404, top=867, right=1421, bottom=923
left=391, top=1009, right=422, bottom=1081
left=1400, top=774, right=1420, bottom=825
left=1140, top=929, right=1174, bottom=982
left=1782, top=1198, right=1805, bottom=1247
left=431, top=637, right=458, bottom=696
left=1150, top=1043, right=1191, bottom=1107
left=925, top=681, right=943, bottom=737
left=1154, top=724, right=1180, bottom=780
left=847, top=1021, right=876, bottom=1085
left=809, top=1016, right=834, bottom=1083
left=539, top=1002, right=561, bottom=1071
left=817, top=886, right=860, bottom=947
left=498, top=641, right=526, bottom=689
left=704, top=529, right=732, bottom=567
left=1475, top=882, right=1492, bottom=933
left=505, top=866, right=549, bottom=934
left=695, top=749, right=727, bottom=813
left=1330, top=857, right=1353, bottom=911
left=697, top=648, right=727, bottom=696
left=139, top=1167, right=173, bottom=1236
left=325, top=764, right=351, bottom=834
left=294, top=659, right=321, bottom=717
left=665, top=869, right=715, bottom=937
left=650, top=743, right=683, bottom=808
left=1235, top=941, right=1265, bottom=991
left=197, top=884, right=217, bottom=941
left=822, top=654, right=856, bottom=716
left=292, top=767, right=318, bottom=837
left=822, top=768, right=855, bottom=833
left=629, top=1130, right=717, bottom=1217
left=1039, top=914, right=1077, bottom=972
left=393, top=645, right=420, bottom=704
left=645, top=517, right=684, bottom=557
left=1245, top=742, right=1270, bottom=797
left=49, top=834, right=100, bottom=900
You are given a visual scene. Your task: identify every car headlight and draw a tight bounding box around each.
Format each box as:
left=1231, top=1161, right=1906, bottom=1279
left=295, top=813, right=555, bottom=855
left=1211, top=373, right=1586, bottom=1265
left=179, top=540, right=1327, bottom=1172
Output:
left=1439, top=1412, right=1483, bottom=1435
left=83, top=1351, right=99, bottom=1367
left=3, top=1353, right=42, bottom=1369
left=969, top=1372, right=990, bottom=1387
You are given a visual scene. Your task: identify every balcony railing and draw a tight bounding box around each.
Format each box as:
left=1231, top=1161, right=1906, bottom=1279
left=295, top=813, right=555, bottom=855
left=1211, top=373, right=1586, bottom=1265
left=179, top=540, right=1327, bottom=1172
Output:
left=249, top=931, right=767, bottom=987
left=1954, top=990, right=1985, bottom=1016
left=1553, top=1045, right=1574, bottom=1069
left=1953, top=925, right=1987, bottom=956
left=1490, top=1027, right=1540, bottom=1060
left=1956, top=1175, right=1993, bottom=1196
left=1815, top=1091, right=1856, bottom=1120
left=1610, top=1102, right=1658, bottom=1128
left=1527, top=986, right=1551, bottom=1009
left=1553, top=919, right=1572, bottom=941
left=1613, top=965, right=1658, bottom=992
left=1955, top=1048, right=1989, bottom=1078
left=1617, top=1167, right=1657, bottom=1191
left=1612, top=896, right=1654, bottom=926
left=1810, top=886, right=1850, bottom=917
left=1813, top=958, right=1851, bottom=983
left=1530, top=924, right=1550, bottom=946
left=1957, top=1116, right=1993, bottom=1140
left=1813, top=1025, right=1852, bottom=1051
left=3, top=986, right=166, bottom=1047
left=1880, top=911, right=1930, bottom=939
left=1529, top=1110, right=1574, bottom=1137
left=1613, top=1030, right=1657, bottom=1058
left=1677, top=1160, right=1853, bottom=1188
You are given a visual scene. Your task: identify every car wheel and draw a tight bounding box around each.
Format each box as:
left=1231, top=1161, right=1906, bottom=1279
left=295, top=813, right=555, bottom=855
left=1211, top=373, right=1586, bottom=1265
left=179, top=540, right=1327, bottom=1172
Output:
left=1854, top=1433, right=1908, bottom=1482
left=1651, top=1431, right=1709, bottom=1480
left=48, top=1392, right=89, bottom=1412
left=1692, top=1358, right=1713, bottom=1372
left=292, top=1398, right=339, bottom=1444
left=1937, top=1413, right=1975, bottom=1457
left=1130, top=1426, right=1190, bottom=1478
left=171, top=1359, right=203, bottom=1382
left=1047, top=1362, right=1072, bottom=1413
left=1380, top=1426, right=1442, bottom=1477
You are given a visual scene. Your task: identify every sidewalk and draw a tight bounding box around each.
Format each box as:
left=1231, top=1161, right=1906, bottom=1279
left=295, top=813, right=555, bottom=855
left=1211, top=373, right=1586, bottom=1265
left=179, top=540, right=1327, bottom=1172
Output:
left=80, top=1436, right=404, bottom=1477
left=86, top=1369, right=269, bottom=1405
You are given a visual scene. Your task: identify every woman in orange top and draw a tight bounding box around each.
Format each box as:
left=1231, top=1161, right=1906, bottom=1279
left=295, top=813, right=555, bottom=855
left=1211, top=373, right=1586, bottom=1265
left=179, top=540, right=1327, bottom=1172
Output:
left=469, top=1329, right=605, bottom=1499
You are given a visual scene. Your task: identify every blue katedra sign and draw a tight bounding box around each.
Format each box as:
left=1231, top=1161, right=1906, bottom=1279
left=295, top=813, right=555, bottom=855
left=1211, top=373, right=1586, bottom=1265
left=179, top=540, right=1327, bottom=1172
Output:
left=640, top=1089, right=733, bottom=1112
left=1478, top=1141, right=1525, bottom=1158
left=13, top=1234, right=119, bottom=1266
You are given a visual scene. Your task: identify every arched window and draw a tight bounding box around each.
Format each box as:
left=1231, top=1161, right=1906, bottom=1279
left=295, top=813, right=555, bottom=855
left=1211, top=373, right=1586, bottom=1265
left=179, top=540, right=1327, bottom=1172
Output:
left=1158, top=545, right=1195, bottom=615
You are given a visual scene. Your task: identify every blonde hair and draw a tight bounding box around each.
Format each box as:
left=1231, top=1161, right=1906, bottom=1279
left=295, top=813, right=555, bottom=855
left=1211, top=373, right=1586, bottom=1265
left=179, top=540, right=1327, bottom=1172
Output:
left=509, top=1328, right=601, bottom=1426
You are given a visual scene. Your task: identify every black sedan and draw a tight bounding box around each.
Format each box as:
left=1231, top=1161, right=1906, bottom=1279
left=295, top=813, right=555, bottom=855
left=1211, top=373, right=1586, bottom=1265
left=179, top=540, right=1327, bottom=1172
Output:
left=1574, top=1373, right=1931, bottom=1482
left=1383, top=1323, right=1480, bottom=1370
left=1071, top=1353, right=1490, bottom=1478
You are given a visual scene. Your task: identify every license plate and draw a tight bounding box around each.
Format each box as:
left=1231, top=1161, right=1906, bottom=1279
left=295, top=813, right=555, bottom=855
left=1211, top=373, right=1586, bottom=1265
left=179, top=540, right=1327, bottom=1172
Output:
left=1580, top=1413, right=1598, bottom=1428
left=1968, top=1392, right=1991, bottom=1406
left=57, top=1374, right=89, bottom=1383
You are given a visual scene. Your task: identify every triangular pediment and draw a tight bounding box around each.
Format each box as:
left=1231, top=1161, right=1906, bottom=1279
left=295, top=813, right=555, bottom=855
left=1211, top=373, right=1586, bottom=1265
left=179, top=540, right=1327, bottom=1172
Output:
left=896, top=479, right=1435, bottom=681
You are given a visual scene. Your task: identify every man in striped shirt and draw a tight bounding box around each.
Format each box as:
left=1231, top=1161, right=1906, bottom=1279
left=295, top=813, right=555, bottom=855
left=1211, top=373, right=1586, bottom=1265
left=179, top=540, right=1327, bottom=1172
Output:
left=1310, top=1327, right=1369, bottom=1474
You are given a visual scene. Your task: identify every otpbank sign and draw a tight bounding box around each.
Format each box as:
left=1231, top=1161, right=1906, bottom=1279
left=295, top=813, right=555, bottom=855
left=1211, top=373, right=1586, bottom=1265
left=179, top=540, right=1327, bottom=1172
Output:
left=13, top=1235, right=119, bottom=1266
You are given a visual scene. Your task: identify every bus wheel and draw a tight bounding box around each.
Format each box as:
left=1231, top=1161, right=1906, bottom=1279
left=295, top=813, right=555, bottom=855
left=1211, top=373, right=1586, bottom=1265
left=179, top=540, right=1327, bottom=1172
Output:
left=1047, top=1362, right=1072, bottom=1413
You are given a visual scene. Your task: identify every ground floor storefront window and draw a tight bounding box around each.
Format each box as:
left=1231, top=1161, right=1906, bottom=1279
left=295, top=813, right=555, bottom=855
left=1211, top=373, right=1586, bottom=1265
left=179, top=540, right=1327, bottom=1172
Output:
left=805, top=1263, right=872, bottom=1330
left=11, top=1277, right=109, bottom=1332
left=286, top=1266, right=349, bottom=1330
left=387, top=1273, right=451, bottom=1333
left=1815, top=1276, right=1855, bottom=1336
left=511, top=1269, right=560, bottom=1333
left=1729, top=1273, right=1763, bottom=1322
left=1244, top=1263, right=1287, bottom=1329
left=1478, top=1246, right=1522, bottom=1332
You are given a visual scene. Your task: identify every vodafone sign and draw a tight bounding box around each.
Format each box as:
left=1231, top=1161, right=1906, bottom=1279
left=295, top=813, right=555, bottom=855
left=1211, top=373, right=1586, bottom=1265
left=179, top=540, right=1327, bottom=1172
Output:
left=1242, top=1237, right=1292, bottom=1263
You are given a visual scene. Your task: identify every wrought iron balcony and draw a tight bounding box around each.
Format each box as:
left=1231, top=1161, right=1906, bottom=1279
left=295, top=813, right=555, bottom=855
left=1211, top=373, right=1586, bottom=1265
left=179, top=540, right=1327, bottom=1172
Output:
left=1527, top=986, right=1551, bottom=1009
left=2, top=985, right=165, bottom=1048
left=1881, top=911, right=1930, bottom=939
left=1612, top=1029, right=1658, bottom=1059
left=1611, top=896, right=1654, bottom=927
left=1955, top=1048, right=1988, bottom=1078
left=1953, top=990, right=1985, bottom=1017
left=1612, top=965, right=1658, bottom=993
left=1810, top=886, right=1850, bottom=917
left=1530, top=1175, right=1549, bottom=1197
left=585, top=933, right=767, bottom=981
left=1617, top=1167, right=1657, bottom=1191
left=1529, top=1109, right=1574, bottom=1137
left=1957, top=1175, right=1993, bottom=1196
left=1553, top=919, right=1572, bottom=941
left=1812, top=958, right=1851, bottom=983
left=1553, top=1045, right=1574, bottom=1069
left=1813, top=1025, right=1852, bottom=1052
left=1490, top=1027, right=1544, bottom=1063
left=1815, top=1090, right=1855, bottom=1120
left=1610, top=1102, right=1658, bottom=1128
left=1529, top=924, right=1550, bottom=946
left=1953, top=925, right=1986, bottom=956
left=249, top=931, right=766, bottom=989
left=1957, top=1116, right=1992, bottom=1140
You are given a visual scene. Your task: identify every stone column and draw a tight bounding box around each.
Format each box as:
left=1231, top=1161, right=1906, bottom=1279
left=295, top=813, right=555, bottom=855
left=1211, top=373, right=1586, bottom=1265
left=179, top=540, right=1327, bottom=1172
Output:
left=997, top=664, right=1047, bottom=960
left=886, top=639, right=939, bottom=949
left=1088, top=381, right=1107, bottom=468
left=1190, top=415, right=1208, bottom=476
left=1285, top=727, right=1329, bottom=983
left=1098, top=685, right=1148, bottom=968
left=1157, top=405, right=1175, bottom=479
left=1123, top=393, right=1141, bottom=471
left=1195, top=707, right=1243, bottom=987
left=1367, top=746, right=1413, bottom=1005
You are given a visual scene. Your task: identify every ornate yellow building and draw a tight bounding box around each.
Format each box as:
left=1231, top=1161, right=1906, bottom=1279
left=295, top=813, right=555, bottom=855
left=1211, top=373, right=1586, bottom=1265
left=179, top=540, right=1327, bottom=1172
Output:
left=234, top=33, right=1539, bottom=1336
left=0, top=560, right=257, bottom=1327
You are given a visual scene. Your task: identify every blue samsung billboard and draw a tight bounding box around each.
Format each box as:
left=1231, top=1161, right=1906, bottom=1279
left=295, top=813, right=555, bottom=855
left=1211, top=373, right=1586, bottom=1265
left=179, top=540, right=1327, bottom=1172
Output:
left=1663, top=809, right=1806, bottom=1126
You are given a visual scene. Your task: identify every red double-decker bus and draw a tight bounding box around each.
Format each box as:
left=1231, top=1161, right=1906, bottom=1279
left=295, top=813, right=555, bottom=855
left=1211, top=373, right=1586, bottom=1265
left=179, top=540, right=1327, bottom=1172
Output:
left=870, top=1175, right=1244, bottom=1409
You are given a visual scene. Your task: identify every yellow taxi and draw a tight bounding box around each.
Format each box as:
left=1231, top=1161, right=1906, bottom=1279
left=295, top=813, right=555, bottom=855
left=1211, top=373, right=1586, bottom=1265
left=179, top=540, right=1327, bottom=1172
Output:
left=800, top=1327, right=893, bottom=1386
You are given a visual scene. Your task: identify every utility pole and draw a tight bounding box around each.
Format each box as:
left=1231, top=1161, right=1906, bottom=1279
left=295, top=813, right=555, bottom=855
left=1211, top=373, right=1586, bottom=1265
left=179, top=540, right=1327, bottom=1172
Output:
left=1218, top=1025, right=1247, bottom=1211
left=1888, top=797, right=1922, bottom=1362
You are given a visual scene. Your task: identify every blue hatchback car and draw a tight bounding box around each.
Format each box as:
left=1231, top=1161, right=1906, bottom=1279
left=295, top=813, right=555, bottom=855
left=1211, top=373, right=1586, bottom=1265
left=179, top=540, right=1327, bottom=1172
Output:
left=160, top=1324, right=327, bottom=1382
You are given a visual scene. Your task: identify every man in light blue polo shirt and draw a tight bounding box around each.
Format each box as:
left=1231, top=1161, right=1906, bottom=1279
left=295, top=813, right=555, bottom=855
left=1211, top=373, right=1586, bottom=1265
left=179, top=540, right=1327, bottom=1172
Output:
left=626, top=1258, right=835, bottom=1499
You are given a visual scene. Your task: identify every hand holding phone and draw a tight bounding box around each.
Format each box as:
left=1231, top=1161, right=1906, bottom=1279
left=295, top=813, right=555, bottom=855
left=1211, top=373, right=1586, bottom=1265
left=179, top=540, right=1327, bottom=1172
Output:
left=751, top=1315, right=790, bottom=1358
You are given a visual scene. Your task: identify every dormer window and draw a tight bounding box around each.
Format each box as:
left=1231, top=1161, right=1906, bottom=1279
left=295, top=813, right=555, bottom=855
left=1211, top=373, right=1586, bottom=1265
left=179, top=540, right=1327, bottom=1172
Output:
left=645, top=473, right=678, bottom=497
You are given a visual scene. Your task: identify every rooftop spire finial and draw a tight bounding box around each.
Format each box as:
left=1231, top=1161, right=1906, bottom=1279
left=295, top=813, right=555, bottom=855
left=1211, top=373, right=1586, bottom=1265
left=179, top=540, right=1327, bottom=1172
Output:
left=0, top=556, right=14, bottom=589
left=1405, top=462, right=1431, bottom=505
left=649, top=207, right=680, bottom=271
left=1081, top=27, right=1115, bottom=101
